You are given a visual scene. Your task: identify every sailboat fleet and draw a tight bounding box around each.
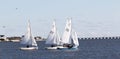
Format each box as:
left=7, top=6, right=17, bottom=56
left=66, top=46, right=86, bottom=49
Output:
left=45, top=18, right=79, bottom=50
left=19, top=18, right=79, bottom=50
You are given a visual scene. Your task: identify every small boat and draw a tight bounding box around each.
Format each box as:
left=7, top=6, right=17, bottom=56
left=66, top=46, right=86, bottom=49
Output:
left=20, top=20, right=38, bottom=50
left=45, top=20, right=61, bottom=50
left=58, top=19, right=79, bottom=50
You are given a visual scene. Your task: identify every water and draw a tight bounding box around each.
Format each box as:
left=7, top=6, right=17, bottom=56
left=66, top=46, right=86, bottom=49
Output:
left=0, top=39, right=120, bottom=59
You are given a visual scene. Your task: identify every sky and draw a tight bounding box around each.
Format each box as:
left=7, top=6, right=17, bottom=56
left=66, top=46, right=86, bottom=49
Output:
left=0, top=0, right=120, bottom=38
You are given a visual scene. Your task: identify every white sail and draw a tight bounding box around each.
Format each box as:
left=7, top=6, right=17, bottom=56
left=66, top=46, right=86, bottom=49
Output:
left=61, top=19, right=72, bottom=44
left=21, top=20, right=37, bottom=47
left=56, top=31, right=61, bottom=45
left=71, top=30, right=79, bottom=47
left=46, top=21, right=60, bottom=45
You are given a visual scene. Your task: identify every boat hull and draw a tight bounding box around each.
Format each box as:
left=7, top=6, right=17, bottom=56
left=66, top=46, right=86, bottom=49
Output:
left=20, top=47, right=38, bottom=50
left=58, top=46, right=78, bottom=51
left=45, top=47, right=58, bottom=50
left=57, top=46, right=68, bottom=49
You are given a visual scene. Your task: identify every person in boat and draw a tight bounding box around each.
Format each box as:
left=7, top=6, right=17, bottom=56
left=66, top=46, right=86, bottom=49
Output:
left=63, top=44, right=73, bottom=48
left=51, top=44, right=56, bottom=47
left=26, top=45, right=30, bottom=48
left=68, top=44, right=73, bottom=49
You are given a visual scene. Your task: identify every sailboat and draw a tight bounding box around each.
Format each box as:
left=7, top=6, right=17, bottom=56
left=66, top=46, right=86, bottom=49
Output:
left=58, top=19, right=79, bottom=50
left=45, top=21, right=61, bottom=49
left=20, top=20, right=38, bottom=50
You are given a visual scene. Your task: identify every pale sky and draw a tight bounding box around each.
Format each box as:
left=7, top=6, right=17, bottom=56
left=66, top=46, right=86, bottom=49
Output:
left=0, top=0, right=120, bottom=38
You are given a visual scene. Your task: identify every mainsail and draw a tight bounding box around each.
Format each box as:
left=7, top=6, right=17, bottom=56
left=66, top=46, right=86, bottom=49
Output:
left=45, top=21, right=60, bottom=45
left=61, top=19, right=72, bottom=44
left=21, top=20, right=37, bottom=46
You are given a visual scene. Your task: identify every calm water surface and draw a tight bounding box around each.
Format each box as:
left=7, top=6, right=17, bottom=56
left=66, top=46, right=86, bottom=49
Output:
left=0, top=39, right=120, bottom=59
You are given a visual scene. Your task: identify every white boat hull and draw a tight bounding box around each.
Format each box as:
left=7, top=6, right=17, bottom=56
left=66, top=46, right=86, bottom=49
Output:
left=57, top=46, right=68, bottom=49
left=20, top=47, right=38, bottom=50
left=45, top=45, right=67, bottom=50
left=45, top=47, right=58, bottom=50
left=57, top=46, right=78, bottom=50
left=58, top=47, right=78, bottom=50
